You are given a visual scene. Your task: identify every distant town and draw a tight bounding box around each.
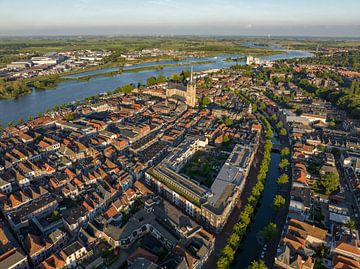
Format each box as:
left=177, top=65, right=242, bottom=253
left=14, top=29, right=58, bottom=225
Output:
left=0, top=37, right=360, bottom=269
left=1, top=48, right=187, bottom=81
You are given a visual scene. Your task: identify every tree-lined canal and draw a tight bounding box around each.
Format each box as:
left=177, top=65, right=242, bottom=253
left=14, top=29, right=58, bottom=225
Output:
left=232, top=151, right=281, bottom=268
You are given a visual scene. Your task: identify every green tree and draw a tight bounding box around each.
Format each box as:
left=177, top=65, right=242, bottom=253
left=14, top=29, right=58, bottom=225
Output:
left=270, top=114, right=278, bottom=121
left=221, top=245, right=235, bottom=263
left=64, top=114, right=75, bottom=121
left=276, top=121, right=283, bottom=129
left=157, top=75, right=167, bottom=84
left=217, top=256, right=230, bottom=269
left=317, top=144, right=326, bottom=152
left=252, top=102, right=257, bottom=111
left=121, top=84, right=135, bottom=94
left=233, top=222, right=247, bottom=236
left=223, top=117, right=233, bottom=126
left=17, top=118, right=24, bottom=125
left=273, top=195, right=286, bottom=210
left=350, top=80, right=360, bottom=95
left=201, top=96, right=212, bottom=107
left=279, top=159, right=290, bottom=169
left=248, top=195, right=257, bottom=206
left=227, top=233, right=240, bottom=248
left=328, top=120, right=336, bottom=129
left=146, top=76, right=157, bottom=86
left=280, top=147, right=290, bottom=157
left=345, top=219, right=356, bottom=235
left=320, top=172, right=340, bottom=195
left=263, top=222, right=277, bottom=241
left=223, top=135, right=230, bottom=143
left=279, top=128, right=287, bottom=136
left=265, top=128, right=274, bottom=139
left=247, top=260, right=268, bottom=269
left=171, top=73, right=180, bottom=81
left=277, top=174, right=289, bottom=184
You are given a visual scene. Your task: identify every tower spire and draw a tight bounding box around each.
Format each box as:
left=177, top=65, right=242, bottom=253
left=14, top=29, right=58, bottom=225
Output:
left=190, top=66, right=193, bottom=84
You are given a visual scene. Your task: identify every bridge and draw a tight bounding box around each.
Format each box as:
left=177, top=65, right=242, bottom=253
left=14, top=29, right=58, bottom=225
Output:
left=272, top=144, right=285, bottom=153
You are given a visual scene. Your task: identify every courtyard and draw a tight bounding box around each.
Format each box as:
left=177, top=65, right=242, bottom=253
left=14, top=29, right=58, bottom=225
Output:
left=180, top=149, right=229, bottom=188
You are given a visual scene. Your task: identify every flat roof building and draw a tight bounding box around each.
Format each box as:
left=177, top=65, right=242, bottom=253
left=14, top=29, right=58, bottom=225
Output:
left=145, top=139, right=254, bottom=233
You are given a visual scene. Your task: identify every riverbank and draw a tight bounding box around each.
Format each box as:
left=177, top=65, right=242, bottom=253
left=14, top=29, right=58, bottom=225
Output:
left=0, top=46, right=283, bottom=100
left=0, top=50, right=312, bottom=127
left=66, top=60, right=214, bottom=81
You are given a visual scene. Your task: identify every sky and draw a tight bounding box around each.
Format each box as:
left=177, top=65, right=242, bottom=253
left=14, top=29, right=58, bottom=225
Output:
left=0, top=0, right=359, bottom=37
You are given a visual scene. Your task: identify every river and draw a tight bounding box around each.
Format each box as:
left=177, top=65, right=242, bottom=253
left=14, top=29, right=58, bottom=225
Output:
left=0, top=50, right=312, bottom=126
left=232, top=135, right=282, bottom=268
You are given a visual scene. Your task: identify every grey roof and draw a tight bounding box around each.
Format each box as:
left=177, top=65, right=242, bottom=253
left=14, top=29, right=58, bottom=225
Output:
left=103, top=199, right=199, bottom=246
left=0, top=177, right=10, bottom=187
left=207, top=145, right=252, bottom=213
left=62, top=206, right=87, bottom=225
left=48, top=229, right=66, bottom=244
left=0, top=250, right=27, bottom=269
left=8, top=193, right=58, bottom=225
left=148, top=165, right=208, bottom=206
left=63, top=241, right=84, bottom=256
left=128, top=258, right=157, bottom=269
left=103, top=207, right=180, bottom=246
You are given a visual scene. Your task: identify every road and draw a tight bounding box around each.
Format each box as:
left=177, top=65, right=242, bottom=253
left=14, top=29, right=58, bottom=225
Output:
left=338, top=159, right=360, bottom=229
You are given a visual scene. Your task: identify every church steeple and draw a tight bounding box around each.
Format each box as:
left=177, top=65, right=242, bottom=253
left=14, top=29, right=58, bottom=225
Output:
left=186, top=66, right=196, bottom=107
left=190, top=66, right=194, bottom=84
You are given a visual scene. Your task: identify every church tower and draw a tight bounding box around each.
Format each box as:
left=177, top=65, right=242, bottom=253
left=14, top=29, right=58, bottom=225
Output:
left=186, top=66, right=197, bottom=107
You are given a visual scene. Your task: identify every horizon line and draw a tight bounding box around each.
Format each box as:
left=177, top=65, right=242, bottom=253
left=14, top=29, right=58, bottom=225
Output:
left=0, top=34, right=359, bottom=40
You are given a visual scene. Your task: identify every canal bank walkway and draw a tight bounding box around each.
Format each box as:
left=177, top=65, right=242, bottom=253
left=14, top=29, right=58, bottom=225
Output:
left=203, top=135, right=265, bottom=269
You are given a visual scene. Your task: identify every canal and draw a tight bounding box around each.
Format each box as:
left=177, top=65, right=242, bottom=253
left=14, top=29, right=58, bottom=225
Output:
left=232, top=136, right=281, bottom=269
left=0, top=50, right=312, bottom=126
